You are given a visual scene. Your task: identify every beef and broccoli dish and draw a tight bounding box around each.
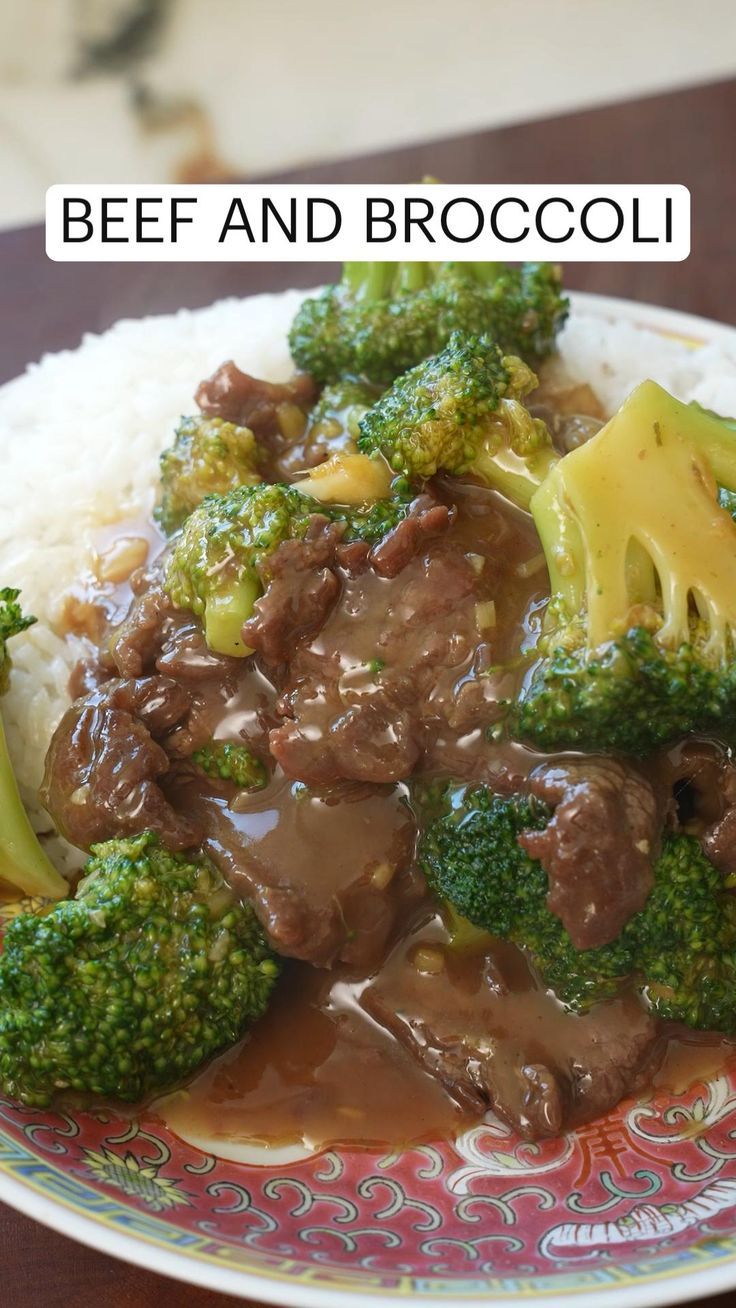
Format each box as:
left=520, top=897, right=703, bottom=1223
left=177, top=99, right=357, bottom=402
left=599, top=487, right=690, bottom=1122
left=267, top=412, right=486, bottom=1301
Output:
left=3, top=258, right=736, bottom=1149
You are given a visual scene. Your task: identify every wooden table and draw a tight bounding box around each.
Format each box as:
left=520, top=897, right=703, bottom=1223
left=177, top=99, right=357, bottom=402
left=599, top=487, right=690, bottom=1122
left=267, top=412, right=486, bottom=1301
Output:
left=1, top=75, right=736, bottom=1306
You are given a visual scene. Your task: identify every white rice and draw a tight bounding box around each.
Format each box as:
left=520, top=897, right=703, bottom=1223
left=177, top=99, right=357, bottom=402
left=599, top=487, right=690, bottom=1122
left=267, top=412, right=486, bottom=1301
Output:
left=1, top=288, right=735, bottom=874
left=550, top=308, right=736, bottom=417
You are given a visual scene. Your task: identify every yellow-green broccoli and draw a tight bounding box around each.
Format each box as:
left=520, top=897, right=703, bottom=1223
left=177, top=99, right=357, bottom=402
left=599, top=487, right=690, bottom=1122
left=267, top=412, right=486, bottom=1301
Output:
left=512, top=382, right=736, bottom=754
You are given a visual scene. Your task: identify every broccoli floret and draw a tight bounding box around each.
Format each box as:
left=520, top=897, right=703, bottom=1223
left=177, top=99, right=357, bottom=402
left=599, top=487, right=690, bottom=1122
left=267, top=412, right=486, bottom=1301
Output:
left=289, top=261, right=569, bottom=385
left=157, top=415, right=264, bottom=534
left=0, top=831, right=279, bottom=1107
left=358, top=332, right=556, bottom=508
left=164, top=483, right=312, bottom=657
left=192, top=741, right=267, bottom=789
left=420, top=786, right=736, bottom=1030
left=0, top=589, right=67, bottom=901
left=511, top=381, right=736, bottom=754
left=164, top=481, right=415, bottom=656
left=421, top=788, right=633, bottom=1007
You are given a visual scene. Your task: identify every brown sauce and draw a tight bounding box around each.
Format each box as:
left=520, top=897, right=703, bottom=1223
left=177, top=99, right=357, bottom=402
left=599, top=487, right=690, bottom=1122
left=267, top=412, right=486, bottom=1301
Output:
left=178, top=771, right=420, bottom=968
left=157, top=927, right=733, bottom=1159
left=155, top=914, right=695, bottom=1157
left=156, top=962, right=474, bottom=1156
left=204, top=774, right=414, bottom=898
left=653, top=1031, right=736, bottom=1095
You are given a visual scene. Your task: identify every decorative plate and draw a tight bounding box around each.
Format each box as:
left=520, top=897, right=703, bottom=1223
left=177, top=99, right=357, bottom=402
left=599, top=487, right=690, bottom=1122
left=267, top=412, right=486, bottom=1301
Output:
left=2, top=292, right=736, bottom=1308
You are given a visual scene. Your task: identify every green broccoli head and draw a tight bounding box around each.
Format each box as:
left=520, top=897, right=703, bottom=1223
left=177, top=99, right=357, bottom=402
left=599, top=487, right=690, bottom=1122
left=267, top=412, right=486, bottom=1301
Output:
left=0, top=589, right=68, bottom=901
left=157, top=415, right=264, bottom=534
left=358, top=332, right=556, bottom=508
left=511, top=381, right=736, bottom=754
left=512, top=624, right=736, bottom=754
left=163, top=482, right=313, bottom=657
left=632, top=834, right=736, bottom=1030
left=0, top=831, right=279, bottom=1107
left=192, top=741, right=267, bottom=789
left=164, top=480, right=416, bottom=656
left=289, top=261, right=569, bottom=385
left=420, top=785, right=736, bottom=1031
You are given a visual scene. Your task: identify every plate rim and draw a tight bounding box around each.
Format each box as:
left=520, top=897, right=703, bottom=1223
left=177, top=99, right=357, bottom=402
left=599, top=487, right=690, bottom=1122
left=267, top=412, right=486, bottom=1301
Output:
left=1, top=286, right=736, bottom=1308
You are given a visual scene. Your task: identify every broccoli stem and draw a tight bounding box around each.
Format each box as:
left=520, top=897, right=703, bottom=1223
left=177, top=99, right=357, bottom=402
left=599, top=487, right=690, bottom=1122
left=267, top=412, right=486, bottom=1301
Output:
left=204, top=575, right=261, bottom=658
left=464, top=260, right=505, bottom=284
left=529, top=463, right=585, bottom=614
left=473, top=442, right=559, bottom=511
left=342, top=261, right=507, bottom=305
left=343, top=262, right=396, bottom=303
left=0, top=717, right=67, bottom=900
left=343, top=261, right=433, bottom=302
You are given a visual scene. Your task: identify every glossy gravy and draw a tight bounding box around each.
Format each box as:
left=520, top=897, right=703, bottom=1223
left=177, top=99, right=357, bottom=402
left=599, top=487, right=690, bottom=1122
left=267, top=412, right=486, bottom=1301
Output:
left=157, top=963, right=474, bottom=1155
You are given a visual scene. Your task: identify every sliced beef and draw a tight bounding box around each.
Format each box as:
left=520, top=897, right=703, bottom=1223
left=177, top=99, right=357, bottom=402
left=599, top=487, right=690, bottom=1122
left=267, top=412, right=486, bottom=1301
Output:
left=109, top=573, right=243, bottom=686
left=666, top=740, right=736, bottom=873
left=60, top=561, right=280, bottom=833
left=110, top=582, right=173, bottom=678
left=124, top=596, right=278, bottom=759
left=162, top=663, right=278, bottom=762
left=41, top=676, right=198, bottom=851
left=155, top=610, right=245, bottom=683
left=96, top=675, right=193, bottom=735
left=243, top=498, right=453, bottom=665
left=369, top=498, right=453, bottom=578
left=519, top=758, right=662, bottom=949
left=362, top=919, right=660, bottom=1139
left=242, top=518, right=344, bottom=664
left=98, top=487, right=540, bottom=795
left=171, top=771, right=422, bottom=968
left=68, top=656, right=113, bottom=699
left=269, top=545, right=483, bottom=785
left=335, top=539, right=371, bottom=575
left=195, top=361, right=317, bottom=437
left=106, top=576, right=251, bottom=739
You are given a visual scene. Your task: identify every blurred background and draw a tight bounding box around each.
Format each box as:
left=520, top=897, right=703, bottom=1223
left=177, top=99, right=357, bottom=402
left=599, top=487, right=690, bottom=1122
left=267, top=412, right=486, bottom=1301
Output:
left=1, top=0, right=735, bottom=231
